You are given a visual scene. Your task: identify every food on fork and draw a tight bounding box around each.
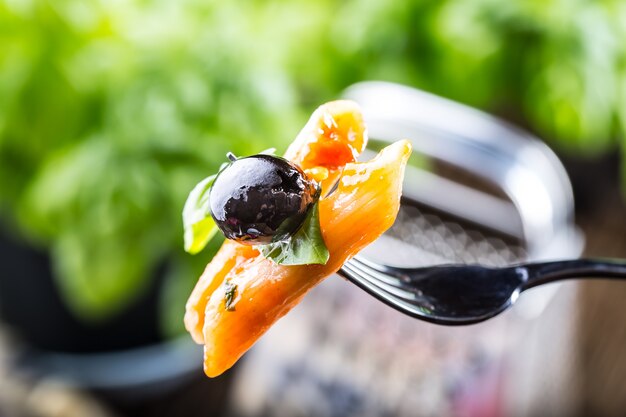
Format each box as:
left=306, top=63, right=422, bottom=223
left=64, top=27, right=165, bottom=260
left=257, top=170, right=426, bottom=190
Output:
left=182, top=100, right=412, bottom=377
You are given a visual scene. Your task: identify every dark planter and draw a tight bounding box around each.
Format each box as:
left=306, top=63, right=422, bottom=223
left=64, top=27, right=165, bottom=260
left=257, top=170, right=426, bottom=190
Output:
left=0, top=229, right=232, bottom=415
left=0, top=230, right=163, bottom=353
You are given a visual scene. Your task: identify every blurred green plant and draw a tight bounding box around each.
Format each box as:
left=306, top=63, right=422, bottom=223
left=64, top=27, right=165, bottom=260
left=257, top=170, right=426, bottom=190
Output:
left=0, top=0, right=624, bottom=336
left=0, top=0, right=303, bottom=329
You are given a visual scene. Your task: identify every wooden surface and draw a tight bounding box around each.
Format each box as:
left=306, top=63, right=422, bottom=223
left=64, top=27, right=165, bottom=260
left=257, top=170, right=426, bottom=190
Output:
left=576, top=191, right=626, bottom=417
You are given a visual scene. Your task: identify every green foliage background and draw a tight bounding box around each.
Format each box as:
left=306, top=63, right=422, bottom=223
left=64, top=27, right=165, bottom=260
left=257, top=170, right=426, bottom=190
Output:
left=1, top=0, right=624, bottom=336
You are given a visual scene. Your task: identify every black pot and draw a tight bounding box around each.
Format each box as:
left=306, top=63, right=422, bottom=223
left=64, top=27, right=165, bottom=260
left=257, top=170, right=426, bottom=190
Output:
left=0, top=229, right=231, bottom=414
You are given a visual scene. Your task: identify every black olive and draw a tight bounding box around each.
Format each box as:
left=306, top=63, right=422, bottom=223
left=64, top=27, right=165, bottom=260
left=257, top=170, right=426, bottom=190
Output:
left=209, top=154, right=319, bottom=245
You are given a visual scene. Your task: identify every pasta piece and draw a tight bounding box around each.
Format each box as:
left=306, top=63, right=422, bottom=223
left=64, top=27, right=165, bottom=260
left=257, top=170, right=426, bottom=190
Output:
left=184, top=101, right=411, bottom=377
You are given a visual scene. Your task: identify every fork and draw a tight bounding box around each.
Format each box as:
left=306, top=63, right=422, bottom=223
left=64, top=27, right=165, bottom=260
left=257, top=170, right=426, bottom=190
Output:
left=338, top=257, right=626, bottom=325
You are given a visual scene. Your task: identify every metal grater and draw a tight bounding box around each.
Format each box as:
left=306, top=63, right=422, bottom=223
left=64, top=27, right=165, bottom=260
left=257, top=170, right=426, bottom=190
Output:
left=377, top=203, right=527, bottom=267
left=226, top=82, right=582, bottom=417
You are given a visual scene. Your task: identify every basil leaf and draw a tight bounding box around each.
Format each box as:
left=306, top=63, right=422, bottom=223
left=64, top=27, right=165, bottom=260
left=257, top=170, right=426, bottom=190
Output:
left=182, top=174, right=219, bottom=254
left=259, top=201, right=329, bottom=265
left=224, top=280, right=238, bottom=311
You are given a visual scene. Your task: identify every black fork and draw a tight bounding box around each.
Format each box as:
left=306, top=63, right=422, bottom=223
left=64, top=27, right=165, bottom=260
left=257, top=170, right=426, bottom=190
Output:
left=338, top=257, right=626, bottom=325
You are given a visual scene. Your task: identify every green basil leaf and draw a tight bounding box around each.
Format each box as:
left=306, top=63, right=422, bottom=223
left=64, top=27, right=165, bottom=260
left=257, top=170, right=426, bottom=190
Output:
left=223, top=280, right=238, bottom=311
left=259, top=200, right=329, bottom=265
left=183, top=174, right=219, bottom=254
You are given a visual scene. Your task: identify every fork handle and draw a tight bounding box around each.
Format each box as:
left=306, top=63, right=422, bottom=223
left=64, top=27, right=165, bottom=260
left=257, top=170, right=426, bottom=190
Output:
left=520, top=259, right=626, bottom=289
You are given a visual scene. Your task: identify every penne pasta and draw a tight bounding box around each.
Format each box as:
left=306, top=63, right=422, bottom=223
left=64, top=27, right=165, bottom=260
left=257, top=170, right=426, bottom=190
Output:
left=184, top=101, right=411, bottom=377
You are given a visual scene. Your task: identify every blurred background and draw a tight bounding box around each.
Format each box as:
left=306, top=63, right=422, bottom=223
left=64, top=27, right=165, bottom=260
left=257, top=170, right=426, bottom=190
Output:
left=0, top=1, right=625, bottom=416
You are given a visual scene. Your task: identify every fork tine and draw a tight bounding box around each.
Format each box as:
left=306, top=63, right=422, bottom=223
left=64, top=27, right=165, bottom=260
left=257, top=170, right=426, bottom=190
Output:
left=347, top=258, right=432, bottom=301
left=339, top=264, right=426, bottom=315
left=348, top=257, right=405, bottom=286
left=352, top=256, right=405, bottom=276
left=342, top=261, right=420, bottom=301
